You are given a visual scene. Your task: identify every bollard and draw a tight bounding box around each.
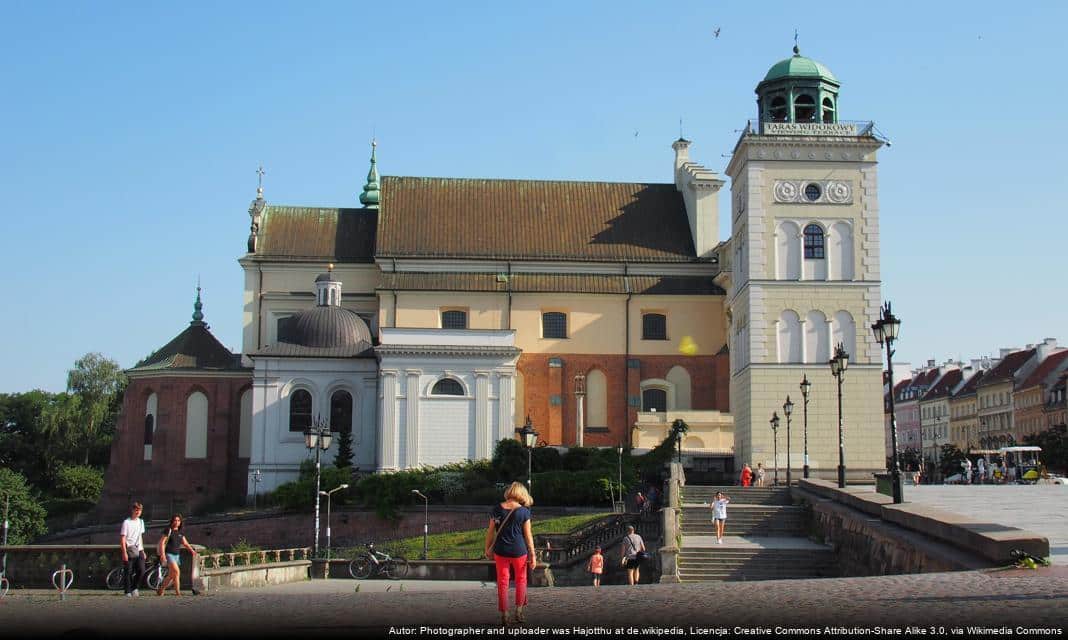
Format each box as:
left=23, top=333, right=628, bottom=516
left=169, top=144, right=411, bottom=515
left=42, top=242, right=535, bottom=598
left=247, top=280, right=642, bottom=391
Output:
left=52, top=564, right=74, bottom=601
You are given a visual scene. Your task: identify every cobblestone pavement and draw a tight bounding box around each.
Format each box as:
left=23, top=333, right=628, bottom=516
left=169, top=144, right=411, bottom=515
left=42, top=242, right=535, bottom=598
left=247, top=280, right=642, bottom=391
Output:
left=2, top=569, right=1065, bottom=638
left=904, top=485, right=1068, bottom=564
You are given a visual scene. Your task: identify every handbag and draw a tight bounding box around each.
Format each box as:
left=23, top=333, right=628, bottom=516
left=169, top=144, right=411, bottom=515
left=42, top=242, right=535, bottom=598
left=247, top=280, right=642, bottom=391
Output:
left=486, top=508, right=517, bottom=560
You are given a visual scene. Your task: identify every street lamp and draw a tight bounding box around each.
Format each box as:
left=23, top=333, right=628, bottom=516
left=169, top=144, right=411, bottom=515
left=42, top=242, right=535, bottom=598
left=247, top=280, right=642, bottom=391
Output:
left=872, top=300, right=903, bottom=503
left=249, top=469, right=262, bottom=509
left=800, top=375, right=812, bottom=479
left=411, top=489, right=429, bottom=560
left=671, top=419, right=689, bottom=465
left=829, top=343, right=850, bottom=488
left=519, top=416, right=539, bottom=496
left=769, top=412, right=780, bottom=486
left=616, top=443, right=624, bottom=513
left=319, top=483, right=349, bottom=562
left=783, top=396, right=794, bottom=486
left=304, top=416, right=334, bottom=556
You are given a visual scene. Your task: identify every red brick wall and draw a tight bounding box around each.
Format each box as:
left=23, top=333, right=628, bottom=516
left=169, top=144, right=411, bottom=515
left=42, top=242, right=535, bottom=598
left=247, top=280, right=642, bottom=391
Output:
left=517, top=351, right=730, bottom=447
left=99, top=373, right=252, bottom=520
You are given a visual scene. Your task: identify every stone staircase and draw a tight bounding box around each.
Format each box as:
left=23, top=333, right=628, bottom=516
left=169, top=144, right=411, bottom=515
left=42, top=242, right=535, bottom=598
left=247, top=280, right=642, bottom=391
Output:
left=677, top=485, right=837, bottom=582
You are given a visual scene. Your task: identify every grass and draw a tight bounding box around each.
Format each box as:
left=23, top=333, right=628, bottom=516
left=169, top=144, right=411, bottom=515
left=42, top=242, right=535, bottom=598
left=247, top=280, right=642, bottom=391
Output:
left=338, top=512, right=611, bottom=560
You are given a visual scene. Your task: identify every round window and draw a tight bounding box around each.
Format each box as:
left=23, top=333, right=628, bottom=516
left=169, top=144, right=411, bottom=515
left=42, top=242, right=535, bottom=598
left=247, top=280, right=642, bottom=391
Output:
left=804, top=183, right=822, bottom=202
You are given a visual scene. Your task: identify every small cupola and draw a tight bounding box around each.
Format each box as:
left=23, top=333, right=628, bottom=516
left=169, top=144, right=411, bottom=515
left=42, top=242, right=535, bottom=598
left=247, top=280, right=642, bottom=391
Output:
left=315, top=264, right=342, bottom=307
left=756, top=45, right=840, bottom=126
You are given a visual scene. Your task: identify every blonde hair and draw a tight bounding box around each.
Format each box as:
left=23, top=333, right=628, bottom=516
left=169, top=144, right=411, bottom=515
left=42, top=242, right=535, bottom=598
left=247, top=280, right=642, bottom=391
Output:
left=504, top=481, right=534, bottom=507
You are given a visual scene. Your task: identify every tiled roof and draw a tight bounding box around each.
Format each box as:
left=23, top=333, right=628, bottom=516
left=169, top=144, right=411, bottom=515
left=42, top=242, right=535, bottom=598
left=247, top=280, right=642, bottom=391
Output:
left=892, top=377, right=913, bottom=402
left=375, top=177, right=699, bottom=262
left=1019, top=349, right=1068, bottom=390
left=978, top=348, right=1036, bottom=387
left=922, top=369, right=963, bottom=401
left=377, top=272, right=724, bottom=295
left=131, top=322, right=246, bottom=373
left=253, top=206, right=377, bottom=262
left=954, top=369, right=986, bottom=397
left=250, top=343, right=375, bottom=358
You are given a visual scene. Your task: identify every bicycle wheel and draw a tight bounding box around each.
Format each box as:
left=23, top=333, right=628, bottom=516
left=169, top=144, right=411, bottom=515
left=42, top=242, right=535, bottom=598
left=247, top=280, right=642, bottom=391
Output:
left=106, top=567, right=125, bottom=591
left=385, top=557, right=409, bottom=579
left=145, top=564, right=166, bottom=590
left=349, top=556, right=373, bottom=579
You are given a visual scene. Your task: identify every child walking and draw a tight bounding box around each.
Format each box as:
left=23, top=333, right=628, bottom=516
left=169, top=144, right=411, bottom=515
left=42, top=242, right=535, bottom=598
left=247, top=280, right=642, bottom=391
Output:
left=586, top=546, right=604, bottom=587
left=711, top=491, right=730, bottom=544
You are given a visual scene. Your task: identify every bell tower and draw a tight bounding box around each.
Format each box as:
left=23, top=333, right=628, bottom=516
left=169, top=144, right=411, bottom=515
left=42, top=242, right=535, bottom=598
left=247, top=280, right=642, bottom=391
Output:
left=726, top=47, right=886, bottom=482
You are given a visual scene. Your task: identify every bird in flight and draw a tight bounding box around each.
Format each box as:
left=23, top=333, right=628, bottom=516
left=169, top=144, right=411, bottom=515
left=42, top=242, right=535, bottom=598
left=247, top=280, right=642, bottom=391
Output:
left=713, top=27, right=721, bottom=38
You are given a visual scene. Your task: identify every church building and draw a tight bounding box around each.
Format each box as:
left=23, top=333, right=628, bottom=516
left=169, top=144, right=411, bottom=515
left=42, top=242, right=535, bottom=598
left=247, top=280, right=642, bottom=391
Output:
left=100, top=46, right=889, bottom=514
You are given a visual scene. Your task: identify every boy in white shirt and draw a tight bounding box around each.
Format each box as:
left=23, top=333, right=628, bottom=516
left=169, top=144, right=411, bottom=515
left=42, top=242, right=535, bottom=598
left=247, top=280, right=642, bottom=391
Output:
left=120, top=502, right=146, bottom=597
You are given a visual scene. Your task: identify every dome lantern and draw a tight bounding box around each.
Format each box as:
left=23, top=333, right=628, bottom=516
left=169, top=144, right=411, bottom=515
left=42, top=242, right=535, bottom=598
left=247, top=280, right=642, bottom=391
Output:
left=756, top=45, right=841, bottom=127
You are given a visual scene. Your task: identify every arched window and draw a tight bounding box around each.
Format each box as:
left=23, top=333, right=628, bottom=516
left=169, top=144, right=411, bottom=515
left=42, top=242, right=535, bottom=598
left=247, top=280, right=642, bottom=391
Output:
left=586, top=370, right=608, bottom=428
left=441, top=309, right=468, bottom=330
left=144, top=415, right=154, bottom=446
left=144, top=392, right=157, bottom=462
left=776, top=221, right=801, bottom=279
left=778, top=310, right=803, bottom=363
left=794, top=94, right=816, bottom=121
left=822, top=97, right=835, bottom=123
left=829, top=222, right=854, bottom=280
left=769, top=95, right=787, bottom=122
left=289, top=389, right=312, bottom=432
left=330, top=390, right=353, bottom=433
left=804, top=310, right=829, bottom=363
left=185, top=391, right=208, bottom=459
left=431, top=378, right=464, bottom=396
left=642, top=388, right=668, bottom=413
left=803, top=224, right=825, bottom=259
left=238, top=388, right=252, bottom=458
left=666, top=366, right=692, bottom=410
left=642, top=313, right=667, bottom=340
left=832, top=310, right=856, bottom=360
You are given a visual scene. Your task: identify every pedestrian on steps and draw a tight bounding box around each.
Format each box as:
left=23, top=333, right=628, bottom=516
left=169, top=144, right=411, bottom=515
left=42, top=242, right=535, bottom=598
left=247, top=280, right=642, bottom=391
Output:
left=586, top=546, right=604, bottom=587
left=711, top=491, right=730, bottom=544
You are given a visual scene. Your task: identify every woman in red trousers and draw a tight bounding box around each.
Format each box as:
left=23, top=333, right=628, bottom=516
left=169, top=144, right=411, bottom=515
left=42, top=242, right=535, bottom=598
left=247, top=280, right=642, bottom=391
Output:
left=485, top=481, right=537, bottom=627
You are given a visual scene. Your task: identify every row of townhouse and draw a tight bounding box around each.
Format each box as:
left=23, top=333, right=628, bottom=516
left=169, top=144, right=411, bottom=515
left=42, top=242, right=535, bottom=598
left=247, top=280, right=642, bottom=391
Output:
left=883, top=338, right=1068, bottom=466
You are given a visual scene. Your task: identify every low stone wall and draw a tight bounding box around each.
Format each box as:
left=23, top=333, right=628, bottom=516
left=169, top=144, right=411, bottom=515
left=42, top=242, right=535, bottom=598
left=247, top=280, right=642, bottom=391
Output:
left=0, top=545, right=199, bottom=591
left=199, top=561, right=311, bottom=593
left=796, top=479, right=1049, bottom=575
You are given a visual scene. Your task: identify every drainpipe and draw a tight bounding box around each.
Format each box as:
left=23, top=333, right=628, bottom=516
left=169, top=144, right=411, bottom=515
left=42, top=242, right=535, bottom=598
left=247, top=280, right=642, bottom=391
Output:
left=391, top=258, right=398, bottom=328
left=256, top=262, right=264, bottom=349
left=506, top=261, right=512, bottom=330
left=623, top=264, right=632, bottom=448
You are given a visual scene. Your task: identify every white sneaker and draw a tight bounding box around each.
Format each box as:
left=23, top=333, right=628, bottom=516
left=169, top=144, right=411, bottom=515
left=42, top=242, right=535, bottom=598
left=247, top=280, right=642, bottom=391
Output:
left=132, top=589, right=140, bottom=597
left=125, top=592, right=133, bottom=598
left=717, top=539, right=723, bottom=545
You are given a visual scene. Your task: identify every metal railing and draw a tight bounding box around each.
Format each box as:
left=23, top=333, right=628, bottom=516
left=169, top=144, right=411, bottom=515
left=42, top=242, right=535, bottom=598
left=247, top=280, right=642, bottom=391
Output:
left=741, top=119, right=876, bottom=137
left=535, top=514, right=659, bottom=567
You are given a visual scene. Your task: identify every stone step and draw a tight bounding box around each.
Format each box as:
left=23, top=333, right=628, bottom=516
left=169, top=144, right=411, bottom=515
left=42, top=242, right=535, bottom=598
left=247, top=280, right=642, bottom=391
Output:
left=679, top=550, right=835, bottom=560
left=678, top=570, right=836, bottom=582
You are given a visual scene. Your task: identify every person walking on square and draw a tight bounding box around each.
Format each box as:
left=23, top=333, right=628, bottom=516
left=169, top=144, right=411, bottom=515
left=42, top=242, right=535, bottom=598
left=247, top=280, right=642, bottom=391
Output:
left=485, top=482, right=536, bottom=627
left=977, top=457, right=986, bottom=484
left=711, top=491, right=730, bottom=544
left=740, top=463, right=753, bottom=487
left=119, top=502, right=147, bottom=597
left=755, top=463, right=766, bottom=487
left=620, top=525, right=646, bottom=586
left=586, top=546, right=605, bottom=587
left=156, top=514, right=197, bottom=596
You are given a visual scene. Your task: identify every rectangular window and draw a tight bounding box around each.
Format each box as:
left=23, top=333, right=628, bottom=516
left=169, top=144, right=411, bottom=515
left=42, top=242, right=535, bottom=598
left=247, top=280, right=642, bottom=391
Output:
left=642, top=313, right=668, bottom=340
left=542, top=312, right=567, bottom=339
left=441, top=309, right=468, bottom=330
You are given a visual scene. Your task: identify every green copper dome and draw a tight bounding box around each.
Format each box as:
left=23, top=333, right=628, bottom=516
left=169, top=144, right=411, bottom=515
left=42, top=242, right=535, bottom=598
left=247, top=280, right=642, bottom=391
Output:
left=763, top=47, right=837, bottom=84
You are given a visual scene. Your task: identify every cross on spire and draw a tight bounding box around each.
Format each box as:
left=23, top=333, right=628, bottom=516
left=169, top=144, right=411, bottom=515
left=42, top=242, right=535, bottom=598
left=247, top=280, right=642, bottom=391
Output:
left=793, top=29, right=800, bottom=55
left=256, top=164, right=265, bottom=197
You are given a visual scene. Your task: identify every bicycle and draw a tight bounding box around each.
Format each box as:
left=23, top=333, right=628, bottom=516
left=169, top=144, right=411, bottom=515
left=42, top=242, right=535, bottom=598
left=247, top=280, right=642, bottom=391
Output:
left=348, top=542, right=409, bottom=579
left=105, top=556, right=168, bottom=591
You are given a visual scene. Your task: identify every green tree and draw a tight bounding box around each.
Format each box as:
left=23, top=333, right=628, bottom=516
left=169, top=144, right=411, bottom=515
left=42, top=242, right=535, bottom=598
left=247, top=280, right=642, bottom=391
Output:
left=333, top=428, right=354, bottom=468
left=0, top=391, right=53, bottom=486
left=0, top=467, right=48, bottom=544
left=939, top=444, right=967, bottom=480
left=65, top=353, right=126, bottom=464
left=1025, top=425, right=1068, bottom=474
left=55, top=465, right=105, bottom=502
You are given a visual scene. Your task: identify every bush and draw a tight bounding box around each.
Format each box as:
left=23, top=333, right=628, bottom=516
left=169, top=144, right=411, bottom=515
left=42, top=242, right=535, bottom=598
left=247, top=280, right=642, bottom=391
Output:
left=493, top=439, right=527, bottom=481
left=0, top=467, right=47, bottom=543
left=529, top=469, right=617, bottom=507
left=55, top=465, right=104, bottom=502
left=266, top=464, right=354, bottom=511
left=531, top=446, right=562, bottom=472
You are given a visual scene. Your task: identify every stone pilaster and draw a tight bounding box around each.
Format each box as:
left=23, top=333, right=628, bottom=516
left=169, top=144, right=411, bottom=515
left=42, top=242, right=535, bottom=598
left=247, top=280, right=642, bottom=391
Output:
left=405, top=370, right=421, bottom=468
left=378, top=371, right=398, bottom=471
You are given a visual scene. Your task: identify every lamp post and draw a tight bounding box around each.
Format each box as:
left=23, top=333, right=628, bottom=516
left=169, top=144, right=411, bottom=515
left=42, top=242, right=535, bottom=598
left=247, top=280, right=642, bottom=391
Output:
left=871, top=301, right=903, bottom=503
left=769, top=412, right=780, bottom=486
left=519, top=416, right=539, bottom=496
left=671, top=419, right=689, bottom=465
left=411, top=490, right=429, bottom=560
left=319, top=483, right=349, bottom=562
left=783, top=396, right=794, bottom=486
left=829, top=343, right=850, bottom=488
left=249, top=469, right=262, bottom=509
left=800, top=375, right=812, bottom=479
left=616, top=443, right=624, bottom=513
left=304, top=416, right=334, bottom=556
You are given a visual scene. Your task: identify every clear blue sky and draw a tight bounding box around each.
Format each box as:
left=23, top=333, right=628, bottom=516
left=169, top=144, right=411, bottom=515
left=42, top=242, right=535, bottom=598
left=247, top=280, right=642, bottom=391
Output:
left=2, top=1, right=1065, bottom=392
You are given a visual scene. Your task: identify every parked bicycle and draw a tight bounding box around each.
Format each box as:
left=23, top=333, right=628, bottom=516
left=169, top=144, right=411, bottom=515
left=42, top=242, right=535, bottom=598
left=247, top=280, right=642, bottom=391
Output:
left=105, top=556, right=168, bottom=591
left=348, top=542, right=409, bottom=579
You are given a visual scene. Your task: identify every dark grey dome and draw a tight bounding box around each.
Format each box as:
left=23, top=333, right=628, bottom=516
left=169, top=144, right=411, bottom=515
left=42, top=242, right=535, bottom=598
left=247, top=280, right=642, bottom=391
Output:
left=280, top=306, right=372, bottom=348
left=315, top=272, right=339, bottom=283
